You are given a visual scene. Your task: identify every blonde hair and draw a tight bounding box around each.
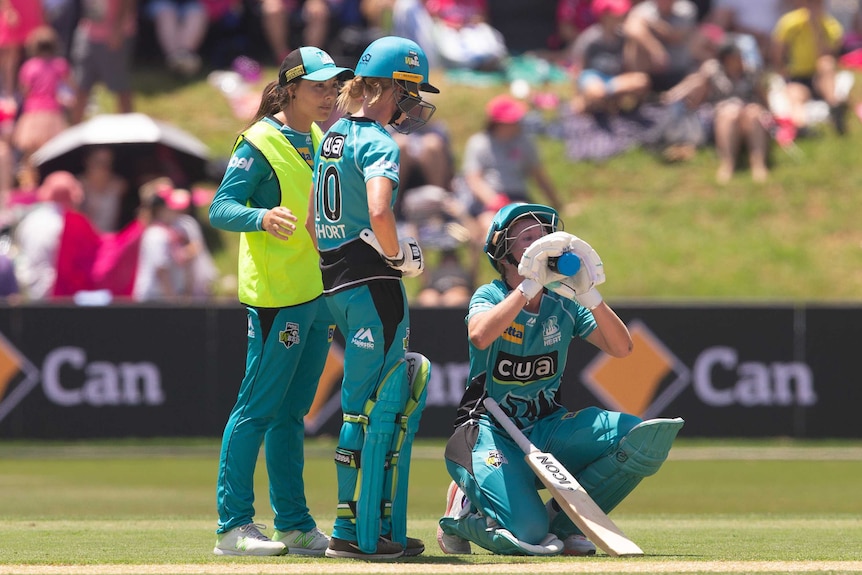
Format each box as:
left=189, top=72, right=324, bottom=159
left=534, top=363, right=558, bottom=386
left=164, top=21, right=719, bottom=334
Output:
left=336, top=76, right=393, bottom=115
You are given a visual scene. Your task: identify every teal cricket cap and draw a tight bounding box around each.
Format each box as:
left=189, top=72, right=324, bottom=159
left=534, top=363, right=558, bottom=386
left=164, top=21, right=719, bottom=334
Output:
left=279, top=46, right=354, bottom=86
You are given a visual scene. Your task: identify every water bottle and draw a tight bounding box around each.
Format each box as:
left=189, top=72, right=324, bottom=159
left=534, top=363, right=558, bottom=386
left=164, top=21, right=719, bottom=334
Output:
left=547, top=252, right=581, bottom=276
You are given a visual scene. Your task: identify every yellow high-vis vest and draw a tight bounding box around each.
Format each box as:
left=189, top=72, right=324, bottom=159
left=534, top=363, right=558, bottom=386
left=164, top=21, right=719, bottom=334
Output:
left=236, top=120, right=323, bottom=307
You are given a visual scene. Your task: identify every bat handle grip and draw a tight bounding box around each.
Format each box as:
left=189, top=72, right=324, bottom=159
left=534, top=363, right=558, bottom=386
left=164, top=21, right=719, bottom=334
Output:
left=483, top=397, right=537, bottom=455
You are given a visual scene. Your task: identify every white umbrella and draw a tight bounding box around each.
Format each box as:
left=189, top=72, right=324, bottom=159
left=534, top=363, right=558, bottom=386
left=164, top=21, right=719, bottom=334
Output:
left=30, top=113, right=212, bottom=185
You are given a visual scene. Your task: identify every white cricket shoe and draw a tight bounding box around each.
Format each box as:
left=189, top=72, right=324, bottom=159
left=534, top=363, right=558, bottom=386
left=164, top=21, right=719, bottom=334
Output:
left=546, top=498, right=596, bottom=556
left=213, top=523, right=287, bottom=556
left=562, top=534, right=597, bottom=556
left=273, top=526, right=330, bottom=556
left=436, top=480, right=472, bottom=554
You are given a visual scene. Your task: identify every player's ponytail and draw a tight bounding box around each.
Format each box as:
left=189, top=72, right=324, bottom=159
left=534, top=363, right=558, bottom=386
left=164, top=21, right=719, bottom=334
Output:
left=336, top=77, right=394, bottom=115
left=244, top=81, right=290, bottom=131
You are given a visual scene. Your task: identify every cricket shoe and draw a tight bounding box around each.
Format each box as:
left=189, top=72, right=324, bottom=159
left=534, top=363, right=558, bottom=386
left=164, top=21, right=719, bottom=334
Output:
left=273, top=526, right=329, bottom=556
left=382, top=534, right=425, bottom=557
left=213, top=523, right=287, bottom=556
left=546, top=498, right=596, bottom=556
left=436, top=480, right=472, bottom=554
left=324, top=536, right=404, bottom=559
left=562, top=534, right=596, bottom=556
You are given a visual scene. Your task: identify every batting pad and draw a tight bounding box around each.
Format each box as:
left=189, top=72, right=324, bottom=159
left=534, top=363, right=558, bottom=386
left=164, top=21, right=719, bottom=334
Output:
left=387, top=352, right=430, bottom=546
left=550, top=417, right=685, bottom=538
left=355, top=360, right=408, bottom=553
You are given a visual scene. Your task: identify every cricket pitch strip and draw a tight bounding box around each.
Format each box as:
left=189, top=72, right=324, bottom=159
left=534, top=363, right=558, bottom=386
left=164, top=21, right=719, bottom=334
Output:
left=2, top=561, right=862, bottom=574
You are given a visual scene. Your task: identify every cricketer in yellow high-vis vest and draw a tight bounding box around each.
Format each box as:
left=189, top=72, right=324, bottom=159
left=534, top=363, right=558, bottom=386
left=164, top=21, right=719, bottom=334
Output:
left=210, top=87, right=346, bottom=555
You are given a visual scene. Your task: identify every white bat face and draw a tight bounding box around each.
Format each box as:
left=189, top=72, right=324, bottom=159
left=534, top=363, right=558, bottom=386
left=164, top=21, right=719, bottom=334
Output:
left=528, top=452, right=576, bottom=492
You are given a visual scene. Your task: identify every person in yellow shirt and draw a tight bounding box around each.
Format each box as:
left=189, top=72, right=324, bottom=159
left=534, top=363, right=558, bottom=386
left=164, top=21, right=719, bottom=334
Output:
left=209, top=47, right=353, bottom=557
left=771, top=0, right=847, bottom=133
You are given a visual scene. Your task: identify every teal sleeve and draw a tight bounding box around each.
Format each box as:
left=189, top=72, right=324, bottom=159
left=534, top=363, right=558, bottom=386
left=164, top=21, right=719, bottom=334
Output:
left=208, top=140, right=280, bottom=233
left=573, top=301, right=597, bottom=339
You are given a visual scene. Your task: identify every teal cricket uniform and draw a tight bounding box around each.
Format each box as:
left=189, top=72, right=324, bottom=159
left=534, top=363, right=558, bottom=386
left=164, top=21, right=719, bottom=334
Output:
left=312, top=116, right=412, bottom=550
left=210, top=116, right=334, bottom=535
left=444, top=280, right=642, bottom=545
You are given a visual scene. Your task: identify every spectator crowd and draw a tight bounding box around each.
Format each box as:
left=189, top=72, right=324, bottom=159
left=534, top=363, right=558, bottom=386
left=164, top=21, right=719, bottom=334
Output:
left=0, top=0, right=860, bottom=304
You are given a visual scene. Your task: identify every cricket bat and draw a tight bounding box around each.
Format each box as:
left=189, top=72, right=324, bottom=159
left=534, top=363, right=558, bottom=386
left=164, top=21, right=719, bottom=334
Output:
left=483, top=397, right=644, bottom=558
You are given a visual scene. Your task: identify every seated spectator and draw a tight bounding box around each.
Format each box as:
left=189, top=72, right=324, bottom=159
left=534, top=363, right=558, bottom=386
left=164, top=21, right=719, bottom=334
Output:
left=710, top=43, right=772, bottom=183
left=131, top=190, right=191, bottom=302
left=424, top=0, right=508, bottom=71
left=666, top=40, right=772, bottom=182
left=457, top=94, right=563, bottom=239
left=12, top=26, right=73, bottom=166
left=771, top=0, right=848, bottom=134
left=624, top=0, right=714, bottom=93
left=12, top=170, right=86, bottom=300
left=415, top=248, right=473, bottom=307
left=570, top=0, right=651, bottom=114
left=78, top=146, right=129, bottom=233
left=143, top=0, right=209, bottom=76
left=160, top=185, right=218, bottom=299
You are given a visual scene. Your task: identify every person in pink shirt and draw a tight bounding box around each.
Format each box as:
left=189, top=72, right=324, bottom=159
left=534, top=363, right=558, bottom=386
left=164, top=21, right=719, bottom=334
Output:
left=13, top=25, right=73, bottom=164
left=0, top=0, right=44, bottom=98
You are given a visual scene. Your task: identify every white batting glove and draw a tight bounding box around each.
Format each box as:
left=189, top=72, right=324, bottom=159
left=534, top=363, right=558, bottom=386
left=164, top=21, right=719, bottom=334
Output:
left=546, top=269, right=604, bottom=309
left=518, top=231, right=573, bottom=287
left=543, top=235, right=605, bottom=310
left=360, top=228, right=425, bottom=278
left=567, top=236, right=605, bottom=288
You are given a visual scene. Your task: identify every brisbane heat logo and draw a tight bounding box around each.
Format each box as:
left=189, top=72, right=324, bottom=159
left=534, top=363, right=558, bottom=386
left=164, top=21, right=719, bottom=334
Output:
left=582, top=320, right=690, bottom=419
left=0, top=333, right=40, bottom=424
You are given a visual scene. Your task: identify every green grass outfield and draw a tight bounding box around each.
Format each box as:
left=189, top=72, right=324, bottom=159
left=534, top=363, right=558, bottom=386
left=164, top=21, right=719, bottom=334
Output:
left=1, top=439, right=861, bottom=574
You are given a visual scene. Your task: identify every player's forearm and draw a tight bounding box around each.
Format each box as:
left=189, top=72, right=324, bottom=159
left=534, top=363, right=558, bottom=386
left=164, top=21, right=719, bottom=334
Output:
left=367, top=177, right=400, bottom=258
left=468, top=292, right=526, bottom=349
left=588, top=302, right=633, bottom=358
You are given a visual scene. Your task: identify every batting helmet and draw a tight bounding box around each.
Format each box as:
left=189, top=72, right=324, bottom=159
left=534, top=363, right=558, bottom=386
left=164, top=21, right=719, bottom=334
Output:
left=484, top=203, right=562, bottom=269
left=355, top=36, right=439, bottom=134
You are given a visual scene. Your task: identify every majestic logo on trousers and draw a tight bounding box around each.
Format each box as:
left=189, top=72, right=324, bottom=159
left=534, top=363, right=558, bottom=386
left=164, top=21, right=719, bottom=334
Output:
left=351, top=328, right=375, bottom=350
